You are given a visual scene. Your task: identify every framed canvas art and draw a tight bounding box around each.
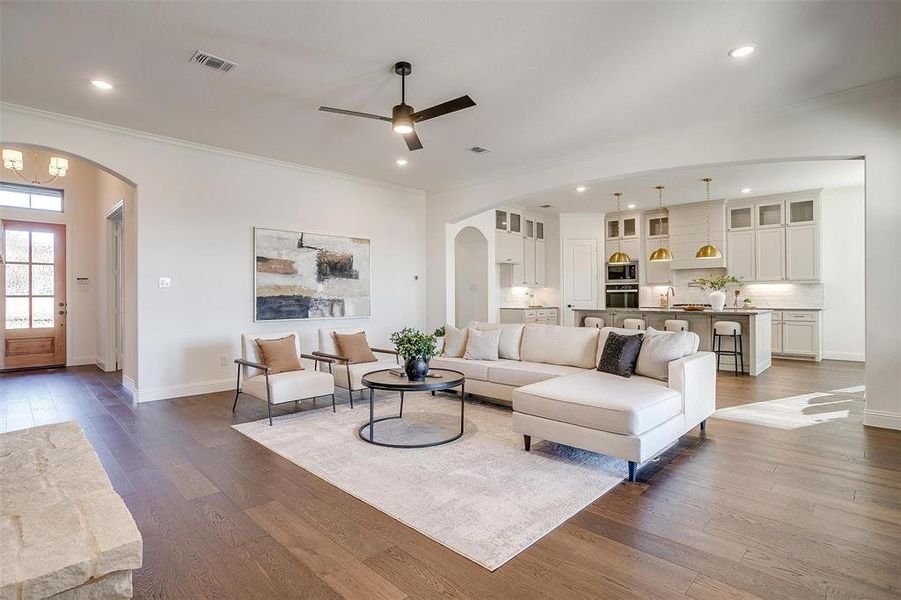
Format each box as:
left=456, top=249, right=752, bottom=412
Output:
left=254, top=227, right=371, bottom=321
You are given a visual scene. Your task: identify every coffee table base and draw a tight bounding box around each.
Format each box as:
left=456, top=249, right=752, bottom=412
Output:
left=359, top=385, right=465, bottom=448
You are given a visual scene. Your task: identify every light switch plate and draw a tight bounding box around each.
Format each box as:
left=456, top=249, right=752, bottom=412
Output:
left=158, top=277, right=171, bottom=288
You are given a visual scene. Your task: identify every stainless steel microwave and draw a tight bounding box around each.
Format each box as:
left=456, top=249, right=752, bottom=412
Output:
left=605, top=261, right=638, bottom=284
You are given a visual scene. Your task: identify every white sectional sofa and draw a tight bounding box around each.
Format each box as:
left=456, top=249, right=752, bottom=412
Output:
left=430, top=323, right=716, bottom=481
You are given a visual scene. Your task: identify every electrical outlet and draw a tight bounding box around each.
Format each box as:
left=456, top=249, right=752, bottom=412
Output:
left=220, top=354, right=229, bottom=367
left=158, top=277, right=171, bottom=288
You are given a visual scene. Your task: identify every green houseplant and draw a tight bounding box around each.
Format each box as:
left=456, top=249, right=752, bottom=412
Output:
left=389, top=327, right=439, bottom=381
left=691, top=274, right=743, bottom=311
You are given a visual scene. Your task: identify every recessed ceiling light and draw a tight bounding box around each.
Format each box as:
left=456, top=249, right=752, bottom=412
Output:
left=627, top=203, right=636, bottom=209
left=740, top=187, right=752, bottom=194
left=728, top=45, right=756, bottom=59
left=91, top=80, right=113, bottom=90
left=575, top=186, right=587, bottom=193
left=395, top=158, right=408, bottom=166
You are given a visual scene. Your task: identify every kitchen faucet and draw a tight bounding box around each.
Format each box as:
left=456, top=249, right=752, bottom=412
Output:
left=666, top=286, right=675, bottom=310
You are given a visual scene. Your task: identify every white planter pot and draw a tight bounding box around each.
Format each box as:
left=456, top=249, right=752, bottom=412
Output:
left=709, top=290, right=727, bottom=312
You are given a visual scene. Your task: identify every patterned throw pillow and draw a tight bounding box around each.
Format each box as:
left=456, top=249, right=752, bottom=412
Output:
left=597, top=332, right=644, bottom=378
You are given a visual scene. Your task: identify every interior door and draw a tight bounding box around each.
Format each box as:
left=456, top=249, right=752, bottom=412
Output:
left=562, top=238, right=599, bottom=325
left=2, top=220, right=66, bottom=369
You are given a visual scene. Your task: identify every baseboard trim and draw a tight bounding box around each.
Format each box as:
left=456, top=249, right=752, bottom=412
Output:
left=134, top=378, right=234, bottom=403
left=863, top=409, right=901, bottom=431
left=823, top=351, right=865, bottom=362
left=68, top=355, right=97, bottom=366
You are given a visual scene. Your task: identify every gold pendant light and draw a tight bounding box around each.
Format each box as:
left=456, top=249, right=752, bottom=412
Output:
left=696, top=177, right=722, bottom=259
left=608, top=192, right=631, bottom=264
left=649, top=185, right=673, bottom=262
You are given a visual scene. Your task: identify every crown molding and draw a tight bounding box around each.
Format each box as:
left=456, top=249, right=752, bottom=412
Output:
left=0, top=102, right=426, bottom=197
left=430, top=76, right=901, bottom=197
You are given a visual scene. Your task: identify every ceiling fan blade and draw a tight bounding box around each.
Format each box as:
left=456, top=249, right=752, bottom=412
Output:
left=413, top=95, right=476, bottom=122
left=403, top=130, right=423, bottom=151
left=319, top=106, right=391, bottom=122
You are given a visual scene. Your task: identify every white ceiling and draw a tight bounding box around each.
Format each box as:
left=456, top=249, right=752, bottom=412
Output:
left=1, top=2, right=898, bottom=192
left=512, top=159, right=865, bottom=214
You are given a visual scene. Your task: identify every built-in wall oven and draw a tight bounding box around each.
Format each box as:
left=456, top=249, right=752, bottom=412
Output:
left=605, top=261, right=638, bottom=284
left=605, top=284, right=639, bottom=309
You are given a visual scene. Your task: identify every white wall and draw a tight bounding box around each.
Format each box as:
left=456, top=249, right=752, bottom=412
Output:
left=2, top=105, right=427, bottom=401
left=445, top=210, right=497, bottom=325
left=821, top=185, right=866, bottom=361
left=425, top=84, right=901, bottom=430
left=454, top=227, right=489, bottom=327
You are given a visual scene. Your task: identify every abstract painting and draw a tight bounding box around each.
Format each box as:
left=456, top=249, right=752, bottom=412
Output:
left=254, top=227, right=371, bottom=321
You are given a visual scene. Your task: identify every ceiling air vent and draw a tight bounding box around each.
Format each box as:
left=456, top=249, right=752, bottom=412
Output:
left=189, top=50, right=238, bottom=73
left=468, top=146, right=491, bottom=154
left=539, top=204, right=553, bottom=208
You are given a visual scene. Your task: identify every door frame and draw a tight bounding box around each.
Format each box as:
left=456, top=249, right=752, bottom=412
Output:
left=103, top=200, right=125, bottom=371
left=1, top=218, right=68, bottom=369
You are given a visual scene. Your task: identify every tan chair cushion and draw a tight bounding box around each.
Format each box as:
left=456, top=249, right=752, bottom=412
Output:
left=334, top=331, right=378, bottom=364
left=513, top=370, right=681, bottom=436
left=255, top=335, right=303, bottom=374
left=243, top=370, right=334, bottom=404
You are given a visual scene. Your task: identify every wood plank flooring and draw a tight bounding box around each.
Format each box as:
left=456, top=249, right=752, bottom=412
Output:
left=1, top=359, right=899, bottom=599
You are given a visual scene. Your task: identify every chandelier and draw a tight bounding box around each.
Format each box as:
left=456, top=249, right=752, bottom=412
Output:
left=2, top=149, right=69, bottom=185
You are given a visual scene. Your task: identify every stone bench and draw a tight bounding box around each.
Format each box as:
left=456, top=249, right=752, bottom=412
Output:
left=0, top=422, right=142, bottom=599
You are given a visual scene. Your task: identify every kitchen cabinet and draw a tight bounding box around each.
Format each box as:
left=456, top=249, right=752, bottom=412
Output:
left=755, top=228, right=786, bottom=281
left=536, top=221, right=545, bottom=240
left=495, top=230, right=524, bottom=264
left=757, top=201, right=784, bottom=229
left=727, top=230, right=755, bottom=282
left=787, top=198, right=817, bottom=226
left=786, top=225, right=818, bottom=281
left=646, top=212, right=669, bottom=238
left=771, top=310, right=821, bottom=360
left=606, top=212, right=639, bottom=240
left=782, top=322, right=817, bottom=357
left=536, top=240, right=547, bottom=286
left=728, top=204, right=754, bottom=230
left=523, top=237, right=536, bottom=285
left=500, top=307, right=559, bottom=325
left=771, top=317, right=783, bottom=354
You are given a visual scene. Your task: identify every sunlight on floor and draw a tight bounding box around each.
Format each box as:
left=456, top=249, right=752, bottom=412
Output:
left=714, top=389, right=861, bottom=430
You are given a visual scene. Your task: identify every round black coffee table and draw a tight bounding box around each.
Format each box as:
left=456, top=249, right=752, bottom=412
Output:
left=359, top=369, right=466, bottom=448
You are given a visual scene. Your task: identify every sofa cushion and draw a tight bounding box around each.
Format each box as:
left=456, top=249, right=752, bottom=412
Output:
left=332, top=358, right=398, bottom=391
left=513, top=370, right=682, bottom=436
left=595, top=326, right=646, bottom=366
left=442, top=325, right=468, bottom=358
left=243, top=370, right=334, bottom=405
left=520, top=324, right=600, bottom=369
left=468, top=322, right=525, bottom=360
left=636, top=328, right=699, bottom=381
left=487, top=361, right=585, bottom=387
left=334, top=331, right=378, bottom=364
left=597, top=332, right=644, bottom=378
left=429, top=356, right=515, bottom=381
left=464, top=327, right=502, bottom=360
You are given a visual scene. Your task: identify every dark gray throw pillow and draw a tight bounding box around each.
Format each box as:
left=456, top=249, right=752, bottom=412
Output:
left=597, top=332, right=644, bottom=378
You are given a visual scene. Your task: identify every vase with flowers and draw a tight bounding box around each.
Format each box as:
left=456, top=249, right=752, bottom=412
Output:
left=692, top=274, right=743, bottom=311
left=389, top=327, right=439, bottom=381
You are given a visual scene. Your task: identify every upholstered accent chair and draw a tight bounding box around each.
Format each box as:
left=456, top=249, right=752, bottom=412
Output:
left=314, top=328, right=398, bottom=407
left=234, top=332, right=337, bottom=425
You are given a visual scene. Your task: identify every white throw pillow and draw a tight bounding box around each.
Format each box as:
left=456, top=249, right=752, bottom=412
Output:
left=442, top=325, right=468, bottom=358
left=463, top=327, right=502, bottom=361
left=467, top=322, right=525, bottom=360
left=635, top=327, right=697, bottom=381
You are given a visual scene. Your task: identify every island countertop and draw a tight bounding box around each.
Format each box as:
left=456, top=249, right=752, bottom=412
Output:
left=628, top=307, right=773, bottom=316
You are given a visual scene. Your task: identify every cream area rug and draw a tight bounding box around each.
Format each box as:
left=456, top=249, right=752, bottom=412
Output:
left=233, top=392, right=625, bottom=571
left=714, top=385, right=865, bottom=430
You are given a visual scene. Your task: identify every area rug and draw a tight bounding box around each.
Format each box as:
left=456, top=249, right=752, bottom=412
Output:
left=714, top=386, right=864, bottom=430
left=233, top=392, right=625, bottom=570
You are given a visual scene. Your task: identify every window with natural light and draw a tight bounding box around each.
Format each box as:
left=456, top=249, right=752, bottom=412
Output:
left=0, top=182, right=63, bottom=212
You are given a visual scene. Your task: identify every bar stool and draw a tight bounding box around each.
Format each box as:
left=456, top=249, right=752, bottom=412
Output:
left=713, top=321, right=744, bottom=375
left=623, top=318, right=646, bottom=330
left=584, top=317, right=604, bottom=328
left=664, top=319, right=689, bottom=332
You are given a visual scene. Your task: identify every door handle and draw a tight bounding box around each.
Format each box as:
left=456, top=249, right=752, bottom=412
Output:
left=567, top=304, right=573, bottom=308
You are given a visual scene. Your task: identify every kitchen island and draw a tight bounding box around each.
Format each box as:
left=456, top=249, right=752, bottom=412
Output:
left=574, top=307, right=772, bottom=376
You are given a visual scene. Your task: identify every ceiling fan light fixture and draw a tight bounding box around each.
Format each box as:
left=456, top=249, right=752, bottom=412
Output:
left=392, top=103, right=414, bottom=134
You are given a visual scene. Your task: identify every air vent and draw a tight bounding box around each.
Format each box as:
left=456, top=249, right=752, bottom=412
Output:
left=190, top=50, right=238, bottom=73
left=539, top=204, right=553, bottom=209
left=468, top=146, right=491, bottom=154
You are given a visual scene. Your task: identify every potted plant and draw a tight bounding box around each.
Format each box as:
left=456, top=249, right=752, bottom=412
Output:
left=691, top=274, right=742, bottom=311
left=389, top=327, right=439, bottom=381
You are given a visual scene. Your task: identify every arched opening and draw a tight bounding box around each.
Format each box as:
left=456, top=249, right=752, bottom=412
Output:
left=454, top=226, right=489, bottom=328
left=0, top=142, right=137, bottom=386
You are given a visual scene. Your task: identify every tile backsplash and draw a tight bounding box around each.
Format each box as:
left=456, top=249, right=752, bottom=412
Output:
left=641, top=269, right=824, bottom=309
left=500, top=286, right=561, bottom=308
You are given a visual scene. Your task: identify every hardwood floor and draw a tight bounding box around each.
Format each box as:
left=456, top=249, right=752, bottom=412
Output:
left=2, top=359, right=899, bottom=599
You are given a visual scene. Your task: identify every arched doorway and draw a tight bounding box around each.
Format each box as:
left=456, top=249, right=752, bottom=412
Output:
left=454, top=226, right=488, bottom=328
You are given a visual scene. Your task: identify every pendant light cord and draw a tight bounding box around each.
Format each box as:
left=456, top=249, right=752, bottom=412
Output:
left=615, top=192, right=624, bottom=252
left=703, top=177, right=712, bottom=244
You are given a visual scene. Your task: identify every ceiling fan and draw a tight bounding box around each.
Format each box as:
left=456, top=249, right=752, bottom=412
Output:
left=319, top=61, right=476, bottom=151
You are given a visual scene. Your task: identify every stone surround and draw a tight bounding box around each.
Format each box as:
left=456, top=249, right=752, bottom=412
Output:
left=0, top=422, right=142, bottom=599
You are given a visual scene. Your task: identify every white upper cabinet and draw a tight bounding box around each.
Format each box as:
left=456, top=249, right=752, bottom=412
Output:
left=786, top=225, right=819, bottom=280
left=755, top=228, right=786, bottom=281
left=606, top=212, right=640, bottom=240
left=536, top=240, right=547, bottom=286
left=495, top=209, right=508, bottom=231
left=787, top=198, right=817, bottom=226
left=728, top=204, right=754, bottom=231
left=536, top=221, right=545, bottom=240
left=727, top=230, right=755, bottom=282
left=509, top=211, right=522, bottom=234
left=523, top=237, right=536, bottom=284
left=524, top=218, right=535, bottom=239
left=757, top=201, right=784, bottom=229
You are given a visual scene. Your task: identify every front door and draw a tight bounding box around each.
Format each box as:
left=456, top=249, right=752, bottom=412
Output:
left=2, top=220, right=66, bottom=369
